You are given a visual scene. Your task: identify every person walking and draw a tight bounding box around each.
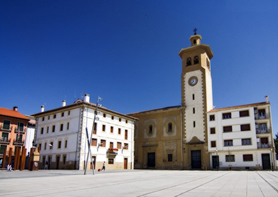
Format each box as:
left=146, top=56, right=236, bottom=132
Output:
left=102, top=161, right=105, bottom=172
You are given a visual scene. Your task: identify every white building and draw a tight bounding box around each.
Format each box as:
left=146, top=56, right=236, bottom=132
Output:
left=32, top=94, right=137, bottom=170
left=207, top=99, right=276, bottom=170
left=24, top=118, right=36, bottom=155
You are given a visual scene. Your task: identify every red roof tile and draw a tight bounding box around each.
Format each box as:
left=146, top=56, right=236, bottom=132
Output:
left=0, top=107, right=30, bottom=120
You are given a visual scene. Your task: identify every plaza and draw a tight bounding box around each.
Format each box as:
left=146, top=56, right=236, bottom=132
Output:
left=0, top=170, right=278, bottom=196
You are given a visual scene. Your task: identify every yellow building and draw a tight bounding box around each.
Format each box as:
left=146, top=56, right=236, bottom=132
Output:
left=128, top=33, right=213, bottom=169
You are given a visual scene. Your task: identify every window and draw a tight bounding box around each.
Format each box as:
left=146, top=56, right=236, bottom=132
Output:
left=108, top=158, right=114, bottom=164
left=258, top=109, right=266, bottom=118
left=193, top=121, right=196, bottom=128
left=207, top=59, right=210, bottom=69
left=68, top=111, right=70, bottom=115
left=17, top=123, right=24, bottom=131
left=117, top=142, right=122, bottom=149
left=223, top=126, right=232, bottom=132
left=224, top=140, right=233, bottom=146
left=241, top=124, right=250, bottom=131
left=119, top=118, right=121, bottom=122
left=47, top=126, right=49, bottom=133
left=261, top=137, right=268, bottom=144
left=243, top=154, right=253, bottom=161
left=42, top=117, right=45, bottom=121
left=103, top=113, right=106, bottom=118
left=93, top=123, right=97, bottom=134
left=211, top=141, right=216, bottom=148
left=102, top=125, right=106, bottom=132
left=16, top=134, right=23, bottom=141
left=192, top=94, right=195, bottom=100
left=61, top=112, right=64, bottom=117
left=222, top=113, right=231, bottom=119
left=168, top=123, right=172, bottom=132
left=39, top=143, right=42, bottom=150
left=194, top=56, right=199, bottom=64
left=53, top=114, right=56, bottom=119
left=60, top=124, right=63, bottom=131
left=242, top=138, right=251, bottom=145
left=1, top=133, right=8, bottom=142
left=65, top=140, right=67, bottom=148
left=168, top=154, right=173, bottom=162
left=111, top=116, right=114, bottom=120
left=67, top=122, right=69, bottom=130
left=0, top=145, right=7, bottom=154
left=239, top=110, right=249, bottom=117
left=100, top=140, right=106, bottom=147
left=110, top=126, right=114, bottom=133
left=210, top=115, right=215, bottom=121
left=225, top=155, right=235, bottom=162
left=3, top=120, right=10, bottom=130
left=210, top=128, right=216, bottom=134
left=126, top=120, right=128, bottom=124
left=91, top=139, right=97, bottom=146
left=110, top=142, right=113, bottom=149
left=193, top=108, right=195, bottom=114
left=118, top=128, right=121, bottom=135
left=149, top=125, right=153, bottom=134
left=63, top=155, right=66, bottom=165
left=44, top=143, right=47, bottom=150
left=48, top=116, right=50, bottom=120
left=186, top=57, right=192, bottom=66
left=58, top=141, right=61, bottom=149
left=52, top=125, right=55, bottom=133
left=125, top=130, right=128, bottom=140
left=124, top=143, right=128, bottom=150
left=41, top=127, right=44, bottom=134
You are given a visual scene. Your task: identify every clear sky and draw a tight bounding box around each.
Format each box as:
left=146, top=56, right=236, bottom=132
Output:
left=1, top=1, right=277, bottom=134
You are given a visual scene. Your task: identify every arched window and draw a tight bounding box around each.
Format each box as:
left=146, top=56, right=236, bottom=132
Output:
left=186, top=58, right=192, bottom=66
left=194, top=56, right=199, bottom=64
left=149, top=125, right=153, bottom=134
left=168, top=123, right=172, bottom=132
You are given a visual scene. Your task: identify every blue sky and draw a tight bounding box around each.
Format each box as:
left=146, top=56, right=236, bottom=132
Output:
left=1, top=1, right=277, bottom=134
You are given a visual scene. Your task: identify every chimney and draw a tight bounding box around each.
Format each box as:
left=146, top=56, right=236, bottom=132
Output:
left=62, top=100, right=66, bottom=107
left=13, top=106, right=18, bottom=111
left=84, top=94, right=90, bottom=102
left=41, top=105, right=45, bottom=112
left=265, top=95, right=269, bottom=103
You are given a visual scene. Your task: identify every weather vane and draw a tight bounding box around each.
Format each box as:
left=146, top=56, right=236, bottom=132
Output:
left=193, top=28, right=197, bottom=35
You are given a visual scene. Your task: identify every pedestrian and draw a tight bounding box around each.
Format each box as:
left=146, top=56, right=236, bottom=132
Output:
left=102, top=161, right=105, bottom=171
left=44, top=161, right=48, bottom=169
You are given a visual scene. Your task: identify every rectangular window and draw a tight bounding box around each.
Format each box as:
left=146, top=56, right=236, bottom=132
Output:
left=168, top=154, right=173, bottom=162
left=124, top=143, right=128, bottom=150
left=111, top=116, right=114, bottom=120
left=211, top=141, right=216, bottom=148
left=192, top=94, right=195, bottom=100
left=125, top=120, right=128, bottom=124
left=261, top=137, right=268, bottom=144
left=102, top=125, right=106, bottom=132
left=224, top=140, right=233, bottom=146
left=58, top=141, right=61, bottom=149
left=222, top=113, right=231, bottom=119
left=243, top=154, right=253, bottom=161
left=65, top=140, right=67, bottom=148
left=108, top=158, right=114, bottom=164
left=103, top=113, right=106, bottom=118
left=223, top=126, right=232, bottom=132
left=39, top=143, right=42, bottom=150
left=1, top=133, right=8, bottom=142
left=91, top=138, right=97, bottom=146
left=193, top=121, right=196, bottom=128
left=118, top=128, right=121, bottom=135
left=225, top=155, right=235, bottom=162
left=42, top=117, right=45, bottom=121
left=125, top=130, right=128, bottom=140
left=210, top=128, right=216, bottom=134
left=210, top=115, right=215, bottom=121
left=117, top=142, right=122, bottom=149
left=61, top=112, right=64, bottom=117
left=193, top=108, right=195, bottom=114
left=168, top=123, right=172, bottom=132
left=101, top=140, right=106, bottom=147
left=44, top=143, right=47, bottom=150
left=41, top=127, right=44, bottom=134
left=48, top=116, right=50, bottom=120
left=110, top=126, right=113, bottom=133
left=53, top=114, right=56, bottom=119
left=242, top=138, right=251, bottom=145
left=239, top=110, right=249, bottom=117
left=52, top=125, right=55, bottom=133
left=67, top=122, right=69, bottom=130
left=241, top=124, right=250, bottom=131
left=0, top=145, right=7, bottom=154
left=110, top=142, right=113, bottom=149
left=119, top=118, right=122, bottom=122
left=93, top=123, right=97, bottom=134
left=60, top=124, right=63, bottom=131
left=17, top=122, right=24, bottom=131
left=63, top=155, right=66, bottom=165
left=3, top=120, right=10, bottom=130
left=68, top=111, right=70, bottom=115
left=47, top=126, right=49, bottom=133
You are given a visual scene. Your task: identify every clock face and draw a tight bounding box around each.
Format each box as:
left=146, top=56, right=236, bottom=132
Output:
left=189, top=77, right=198, bottom=86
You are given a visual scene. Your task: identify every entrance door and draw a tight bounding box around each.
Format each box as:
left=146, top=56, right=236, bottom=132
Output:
left=48, top=156, right=51, bottom=169
left=262, top=154, right=270, bottom=170
left=124, top=158, right=128, bottom=169
left=191, top=150, right=201, bottom=169
left=56, top=156, right=60, bottom=169
left=212, top=156, right=219, bottom=169
left=147, top=152, right=155, bottom=168
left=90, top=156, right=96, bottom=170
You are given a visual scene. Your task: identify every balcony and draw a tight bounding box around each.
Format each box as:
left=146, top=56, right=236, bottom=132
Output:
left=255, top=114, right=269, bottom=120
left=0, top=125, right=12, bottom=132
left=0, top=137, right=11, bottom=145
left=14, top=127, right=26, bottom=133
left=13, top=139, right=24, bottom=146
left=107, top=148, right=118, bottom=155
left=257, top=143, right=272, bottom=149
left=256, top=128, right=271, bottom=134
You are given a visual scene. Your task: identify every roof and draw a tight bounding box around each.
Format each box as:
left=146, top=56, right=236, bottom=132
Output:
left=127, top=105, right=183, bottom=115
left=208, top=102, right=269, bottom=113
left=0, top=107, right=30, bottom=120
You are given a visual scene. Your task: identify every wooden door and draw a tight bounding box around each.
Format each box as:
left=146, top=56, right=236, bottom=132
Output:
left=124, top=158, right=128, bottom=169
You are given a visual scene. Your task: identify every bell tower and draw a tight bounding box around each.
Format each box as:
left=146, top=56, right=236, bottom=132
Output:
left=179, top=30, right=214, bottom=169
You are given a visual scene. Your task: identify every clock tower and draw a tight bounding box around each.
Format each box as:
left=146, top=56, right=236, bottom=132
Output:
left=179, top=33, right=213, bottom=169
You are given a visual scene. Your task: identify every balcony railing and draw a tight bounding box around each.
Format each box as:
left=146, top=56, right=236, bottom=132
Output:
left=257, top=143, right=272, bottom=149
left=107, top=148, right=118, bottom=155
left=256, top=128, right=271, bottom=134
left=14, top=127, right=26, bottom=133
left=255, top=114, right=269, bottom=120
left=0, top=137, right=11, bottom=145
left=13, top=139, right=24, bottom=145
left=0, top=125, right=12, bottom=132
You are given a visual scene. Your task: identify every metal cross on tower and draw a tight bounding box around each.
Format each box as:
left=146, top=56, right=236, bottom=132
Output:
left=193, top=28, right=197, bottom=35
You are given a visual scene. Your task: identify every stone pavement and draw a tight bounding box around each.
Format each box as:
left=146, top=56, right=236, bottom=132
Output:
left=0, top=170, right=278, bottom=196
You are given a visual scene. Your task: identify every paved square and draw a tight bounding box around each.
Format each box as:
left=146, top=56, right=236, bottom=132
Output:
left=0, top=170, right=278, bottom=196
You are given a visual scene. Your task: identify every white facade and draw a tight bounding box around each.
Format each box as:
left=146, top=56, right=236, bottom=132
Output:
left=33, top=95, right=136, bottom=170
left=207, top=102, right=276, bottom=170
left=24, top=119, right=36, bottom=155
